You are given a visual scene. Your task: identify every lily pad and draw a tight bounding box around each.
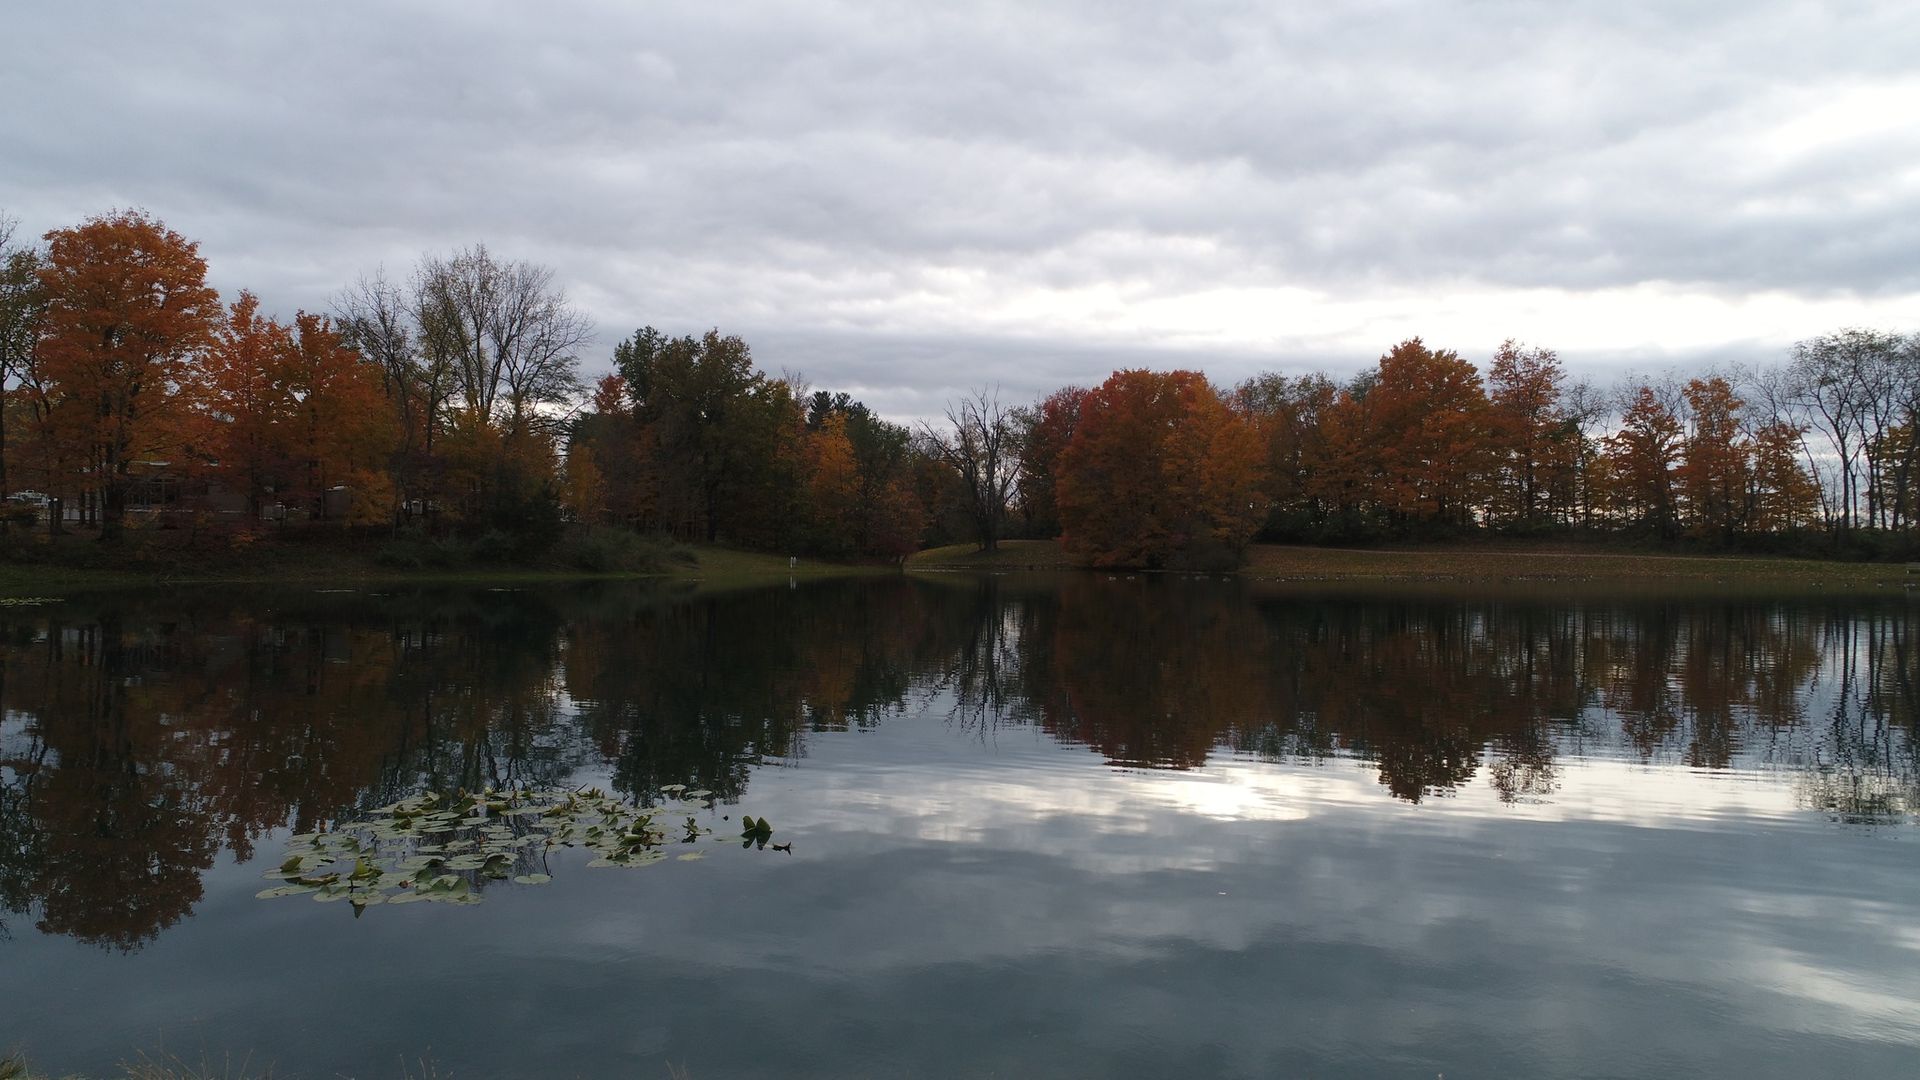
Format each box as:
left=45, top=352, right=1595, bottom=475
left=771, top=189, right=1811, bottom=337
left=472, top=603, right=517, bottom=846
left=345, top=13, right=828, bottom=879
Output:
left=256, top=784, right=771, bottom=914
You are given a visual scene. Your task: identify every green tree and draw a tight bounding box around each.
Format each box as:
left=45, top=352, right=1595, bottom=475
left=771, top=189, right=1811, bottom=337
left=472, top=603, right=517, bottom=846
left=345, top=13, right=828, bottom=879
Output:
left=0, top=215, right=49, bottom=505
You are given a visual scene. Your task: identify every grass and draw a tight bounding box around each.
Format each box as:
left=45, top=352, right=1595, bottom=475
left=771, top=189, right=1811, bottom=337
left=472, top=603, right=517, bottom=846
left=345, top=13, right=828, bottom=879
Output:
left=1, top=1048, right=270, bottom=1080
left=1238, top=543, right=1902, bottom=586
left=0, top=536, right=890, bottom=596
left=5, top=532, right=1911, bottom=596
left=905, top=539, right=1077, bottom=571
left=673, top=545, right=895, bottom=589
left=906, top=538, right=1917, bottom=592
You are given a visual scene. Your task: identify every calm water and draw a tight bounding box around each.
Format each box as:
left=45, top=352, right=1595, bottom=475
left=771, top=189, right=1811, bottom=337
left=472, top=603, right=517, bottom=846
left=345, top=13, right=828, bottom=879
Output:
left=2, top=575, right=1918, bottom=1078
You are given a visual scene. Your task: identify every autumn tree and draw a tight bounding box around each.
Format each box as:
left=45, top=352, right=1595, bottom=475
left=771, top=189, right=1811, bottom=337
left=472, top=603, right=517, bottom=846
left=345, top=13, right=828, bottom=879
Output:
left=1012, top=385, right=1087, bottom=537
left=1749, top=420, right=1818, bottom=532
left=1355, top=339, right=1492, bottom=528
left=278, top=312, right=396, bottom=522
left=1606, top=384, right=1684, bottom=536
left=1303, top=381, right=1379, bottom=533
left=1054, top=369, right=1267, bottom=569
left=798, top=410, right=858, bottom=553
left=200, top=292, right=292, bottom=516
left=1485, top=339, right=1571, bottom=529
left=1677, top=376, right=1748, bottom=539
left=36, top=211, right=221, bottom=541
left=561, top=443, right=607, bottom=523
left=805, top=391, right=925, bottom=556
left=200, top=298, right=397, bottom=525
left=1232, top=372, right=1339, bottom=535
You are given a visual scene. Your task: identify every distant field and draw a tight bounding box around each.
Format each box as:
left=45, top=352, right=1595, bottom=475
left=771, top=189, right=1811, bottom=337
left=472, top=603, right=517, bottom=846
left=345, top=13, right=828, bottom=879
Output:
left=908, top=538, right=1913, bottom=590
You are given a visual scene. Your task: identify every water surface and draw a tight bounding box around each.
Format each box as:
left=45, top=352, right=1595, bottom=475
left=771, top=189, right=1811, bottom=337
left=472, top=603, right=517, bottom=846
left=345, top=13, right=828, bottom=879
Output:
left=2, top=576, right=1917, bottom=1077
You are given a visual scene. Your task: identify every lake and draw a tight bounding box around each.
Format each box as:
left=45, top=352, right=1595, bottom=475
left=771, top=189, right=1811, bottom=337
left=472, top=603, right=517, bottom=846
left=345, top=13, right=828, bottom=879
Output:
left=2, top=574, right=1917, bottom=1078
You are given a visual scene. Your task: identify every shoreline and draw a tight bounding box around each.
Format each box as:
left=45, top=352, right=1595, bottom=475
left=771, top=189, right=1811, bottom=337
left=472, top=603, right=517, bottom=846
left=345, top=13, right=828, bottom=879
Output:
left=2, top=538, right=1915, bottom=596
left=0, top=544, right=893, bottom=596
left=905, top=540, right=1920, bottom=593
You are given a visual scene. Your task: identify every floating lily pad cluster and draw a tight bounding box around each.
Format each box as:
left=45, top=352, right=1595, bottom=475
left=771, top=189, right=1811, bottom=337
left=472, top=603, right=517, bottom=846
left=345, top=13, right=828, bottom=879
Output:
left=257, top=784, right=752, bottom=912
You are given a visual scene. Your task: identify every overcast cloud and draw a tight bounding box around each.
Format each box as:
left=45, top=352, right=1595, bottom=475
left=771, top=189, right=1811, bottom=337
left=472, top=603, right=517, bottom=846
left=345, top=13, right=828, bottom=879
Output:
left=4, top=0, right=1917, bottom=419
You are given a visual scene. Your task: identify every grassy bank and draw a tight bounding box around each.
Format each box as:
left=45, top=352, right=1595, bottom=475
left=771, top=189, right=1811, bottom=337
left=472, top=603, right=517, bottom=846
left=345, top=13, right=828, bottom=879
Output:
left=5, top=534, right=1911, bottom=596
left=907, top=538, right=1917, bottom=591
left=0, top=538, right=888, bottom=596
left=905, top=540, right=1079, bottom=571
left=1238, top=544, right=1905, bottom=587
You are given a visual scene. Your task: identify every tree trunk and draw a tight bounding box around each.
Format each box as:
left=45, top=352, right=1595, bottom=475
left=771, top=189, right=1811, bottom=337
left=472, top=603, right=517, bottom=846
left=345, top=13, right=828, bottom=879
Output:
left=101, top=477, right=124, bottom=542
left=0, top=381, right=9, bottom=502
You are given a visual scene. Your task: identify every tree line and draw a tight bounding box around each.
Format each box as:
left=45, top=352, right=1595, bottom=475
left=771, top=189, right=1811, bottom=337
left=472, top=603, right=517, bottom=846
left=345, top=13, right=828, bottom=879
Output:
left=0, top=208, right=972, bottom=559
left=1, top=207, right=1913, bottom=566
left=1004, top=333, right=1920, bottom=566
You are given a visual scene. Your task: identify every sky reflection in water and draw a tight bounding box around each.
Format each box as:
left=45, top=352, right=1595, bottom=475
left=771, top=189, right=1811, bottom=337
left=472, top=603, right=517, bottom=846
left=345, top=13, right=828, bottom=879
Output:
left=1, top=576, right=1916, bottom=1077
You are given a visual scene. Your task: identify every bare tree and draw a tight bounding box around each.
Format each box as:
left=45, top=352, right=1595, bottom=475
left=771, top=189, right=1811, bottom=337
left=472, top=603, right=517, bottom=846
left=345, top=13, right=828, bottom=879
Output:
left=1560, top=377, right=1610, bottom=526
left=923, top=386, right=1023, bottom=552
left=1885, top=333, right=1920, bottom=531
left=1788, top=329, right=1903, bottom=530
left=411, top=245, right=590, bottom=434
left=1742, top=359, right=1829, bottom=527
left=336, top=268, right=452, bottom=524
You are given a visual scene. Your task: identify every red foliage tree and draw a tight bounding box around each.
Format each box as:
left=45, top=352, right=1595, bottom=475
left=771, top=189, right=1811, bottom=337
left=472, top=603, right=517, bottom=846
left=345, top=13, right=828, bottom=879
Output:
left=36, top=210, right=221, bottom=540
left=1055, top=369, right=1268, bottom=569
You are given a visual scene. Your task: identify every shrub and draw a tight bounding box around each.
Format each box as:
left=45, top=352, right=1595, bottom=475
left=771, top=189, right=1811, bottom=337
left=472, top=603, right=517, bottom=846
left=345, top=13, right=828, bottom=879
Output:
left=373, top=532, right=462, bottom=570
left=552, top=526, right=680, bottom=573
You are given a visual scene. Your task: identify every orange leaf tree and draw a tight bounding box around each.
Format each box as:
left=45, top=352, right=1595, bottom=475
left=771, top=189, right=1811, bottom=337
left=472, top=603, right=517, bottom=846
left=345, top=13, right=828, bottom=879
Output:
left=1055, top=369, right=1269, bottom=569
left=201, top=291, right=294, bottom=517
left=279, top=311, right=396, bottom=522
left=1677, top=376, right=1749, bottom=539
left=36, top=210, right=220, bottom=540
left=1359, top=338, right=1492, bottom=528
left=1606, top=385, right=1684, bottom=536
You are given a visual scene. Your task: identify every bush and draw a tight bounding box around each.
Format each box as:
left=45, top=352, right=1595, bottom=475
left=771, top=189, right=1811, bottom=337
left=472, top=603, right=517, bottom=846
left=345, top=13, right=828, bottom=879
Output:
left=466, top=529, right=520, bottom=564
left=1167, top=537, right=1244, bottom=573
left=551, top=526, right=681, bottom=573
left=372, top=532, right=463, bottom=570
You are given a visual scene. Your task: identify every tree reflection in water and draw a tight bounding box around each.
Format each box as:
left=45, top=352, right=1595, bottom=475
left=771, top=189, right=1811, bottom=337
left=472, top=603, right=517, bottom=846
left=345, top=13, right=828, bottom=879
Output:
left=0, top=577, right=1915, bottom=948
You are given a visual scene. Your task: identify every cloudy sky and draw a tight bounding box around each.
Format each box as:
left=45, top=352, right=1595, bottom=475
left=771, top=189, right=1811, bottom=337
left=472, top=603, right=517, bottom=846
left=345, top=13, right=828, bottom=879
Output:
left=4, top=1, right=1917, bottom=419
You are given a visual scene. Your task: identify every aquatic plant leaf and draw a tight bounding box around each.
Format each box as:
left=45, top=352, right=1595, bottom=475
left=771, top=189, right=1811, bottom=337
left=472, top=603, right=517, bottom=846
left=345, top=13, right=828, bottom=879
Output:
left=257, top=784, right=775, bottom=914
